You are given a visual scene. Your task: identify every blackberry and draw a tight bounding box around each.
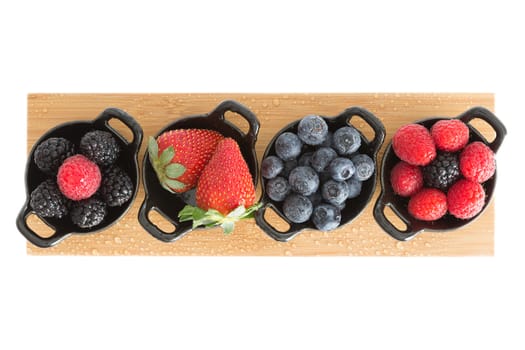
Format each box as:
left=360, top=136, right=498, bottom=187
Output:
left=423, top=152, right=461, bottom=191
left=99, top=166, right=133, bottom=207
left=70, top=197, right=107, bottom=228
left=34, top=137, right=75, bottom=175
left=80, top=130, right=120, bottom=167
left=30, top=180, right=69, bottom=218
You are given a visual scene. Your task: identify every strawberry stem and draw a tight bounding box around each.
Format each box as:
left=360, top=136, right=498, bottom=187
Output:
left=178, top=202, right=262, bottom=234
left=148, top=136, right=186, bottom=193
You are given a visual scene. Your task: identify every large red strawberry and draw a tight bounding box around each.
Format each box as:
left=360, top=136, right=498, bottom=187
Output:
left=148, top=129, right=223, bottom=193
left=178, top=138, right=260, bottom=233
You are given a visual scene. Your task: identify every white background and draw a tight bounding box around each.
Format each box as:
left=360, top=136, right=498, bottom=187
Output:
left=1, top=1, right=524, bottom=349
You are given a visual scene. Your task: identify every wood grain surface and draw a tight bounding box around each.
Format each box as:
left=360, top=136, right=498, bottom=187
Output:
left=25, top=93, right=495, bottom=256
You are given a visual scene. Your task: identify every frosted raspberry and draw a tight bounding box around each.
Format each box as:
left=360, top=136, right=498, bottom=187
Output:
left=57, top=155, right=101, bottom=200
left=459, top=141, right=496, bottom=183
left=390, top=161, right=423, bottom=197
left=431, top=119, right=469, bottom=152
left=392, top=124, right=436, bottom=166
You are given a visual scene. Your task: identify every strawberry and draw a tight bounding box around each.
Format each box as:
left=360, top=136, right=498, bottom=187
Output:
left=178, top=138, right=261, bottom=234
left=148, top=129, right=223, bottom=193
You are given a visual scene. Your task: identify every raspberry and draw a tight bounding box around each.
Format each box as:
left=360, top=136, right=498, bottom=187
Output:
left=431, top=119, right=469, bottom=152
left=447, top=179, right=485, bottom=219
left=459, top=141, right=496, bottom=183
left=408, top=188, right=447, bottom=221
left=392, top=124, right=436, bottom=166
left=57, top=154, right=102, bottom=200
left=422, top=152, right=461, bottom=191
left=390, top=161, right=423, bottom=197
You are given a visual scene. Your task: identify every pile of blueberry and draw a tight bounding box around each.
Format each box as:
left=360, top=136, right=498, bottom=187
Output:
left=261, top=115, right=375, bottom=231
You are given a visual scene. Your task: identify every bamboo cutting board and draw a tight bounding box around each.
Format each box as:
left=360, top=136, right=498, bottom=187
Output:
left=25, top=93, right=495, bottom=256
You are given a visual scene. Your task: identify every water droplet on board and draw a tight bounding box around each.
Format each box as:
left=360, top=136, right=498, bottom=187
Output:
left=114, top=236, right=122, bottom=244
left=284, top=250, right=292, bottom=256
left=262, top=102, right=268, bottom=108
left=272, top=99, right=280, bottom=107
left=396, top=242, right=404, bottom=250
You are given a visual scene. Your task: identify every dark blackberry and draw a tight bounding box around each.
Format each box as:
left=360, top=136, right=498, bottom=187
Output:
left=70, top=197, right=107, bottom=228
left=80, top=130, right=120, bottom=167
left=423, top=152, right=461, bottom=191
left=99, top=166, right=133, bottom=207
left=34, top=137, right=75, bottom=175
left=30, top=180, right=69, bottom=218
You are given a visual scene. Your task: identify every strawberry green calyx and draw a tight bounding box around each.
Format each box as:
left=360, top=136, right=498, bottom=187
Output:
left=178, top=202, right=262, bottom=234
left=148, top=136, right=186, bottom=193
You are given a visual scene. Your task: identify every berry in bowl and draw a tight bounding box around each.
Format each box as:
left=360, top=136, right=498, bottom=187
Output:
left=373, top=106, right=506, bottom=241
left=17, top=108, right=143, bottom=248
left=138, top=100, right=260, bottom=242
left=255, top=107, right=385, bottom=242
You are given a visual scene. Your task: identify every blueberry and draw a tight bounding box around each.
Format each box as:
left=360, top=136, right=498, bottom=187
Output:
left=281, top=159, right=298, bottom=178
left=261, top=155, right=284, bottom=179
left=298, top=152, right=313, bottom=167
left=297, top=115, right=329, bottom=145
left=321, top=179, right=349, bottom=206
left=266, top=176, right=291, bottom=202
left=312, top=204, right=341, bottom=231
left=346, top=175, right=363, bottom=199
left=351, top=154, right=375, bottom=181
left=332, top=126, right=361, bottom=155
left=320, top=131, right=333, bottom=148
left=308, top=190, right=323, bottom=207
left=288, top=166, right=319, bottom=196
left=310, top=147, right=337, bottom=172
left=329, top=157, right=355, bottom=181
left=283, top=194, right=313, bottom=223
left=275, top=132, right=302, bottom=161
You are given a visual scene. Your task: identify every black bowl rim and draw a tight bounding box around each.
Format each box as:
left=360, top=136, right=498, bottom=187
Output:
left=16, top=107, right=143, bottom=248
left=255, top=106, right=386, bottom=242
left=373, top=106, right=507, bottom=241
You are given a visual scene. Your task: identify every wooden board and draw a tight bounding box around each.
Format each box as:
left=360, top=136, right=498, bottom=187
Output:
left=25, top=93, right=495, bottom=256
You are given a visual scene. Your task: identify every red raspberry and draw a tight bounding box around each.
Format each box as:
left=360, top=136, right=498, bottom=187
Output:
left=408, top=188, right=447, bottom=221
left=57, top=154, right=101, bottom=200
left=431, top=119, right=469, bottom=152
left=390, top=161, right=423, bottom=197
left=447, top=179, right=485, bottom=219
left=459, top=141, right=496, bottom=183
left=392, top=124, right=436, bottom=166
